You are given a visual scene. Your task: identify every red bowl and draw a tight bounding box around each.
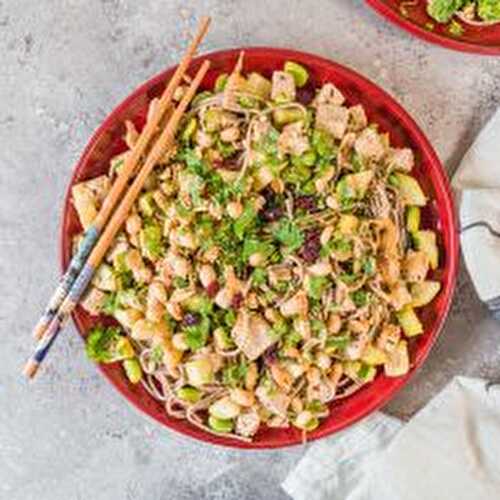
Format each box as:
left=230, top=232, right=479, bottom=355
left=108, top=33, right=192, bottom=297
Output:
left=61, top=47, right=459, bottom=448
left=366, top=0, right=500, bottom=54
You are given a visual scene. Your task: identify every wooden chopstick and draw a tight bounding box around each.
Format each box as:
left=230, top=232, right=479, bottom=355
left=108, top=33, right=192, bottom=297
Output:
left=23, top=59, right=211, bottom=379
left=32, top=16, right=211, bottom=341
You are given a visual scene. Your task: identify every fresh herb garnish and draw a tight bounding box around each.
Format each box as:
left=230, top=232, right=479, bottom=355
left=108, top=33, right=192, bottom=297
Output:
left=102, top=292, right=119, bottom=315
left=251, top=268, right=268, bottom=286
left=242, top=238, right=274, bottom=263
left=184, top=316, right=211, bottom=351
left=222, top=361, right=248, bottom=387
left=140, top=223, right=163, bottom=259
left=320, top=235, right=352, bottom=258
left=361, top=256, right=376, bottom=276
left=173, top=277, right=189, bottom=289
left=350, top=289, right=371, bottom=308
left=233, top=204, right=257, bottom=240
left=325, top=335, right=350, bottom=352
left=275, top=219, right=304, bottom=251
left=307, top=276, right=330, bottom=300
left=85, top=325, right=134, bottom=363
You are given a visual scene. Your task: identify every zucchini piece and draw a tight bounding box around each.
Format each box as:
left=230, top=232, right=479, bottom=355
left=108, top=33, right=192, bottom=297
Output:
left=208, top=416, right=234, bottom=433
left=246, top=72, right=272, bottom=99
left=406, top=206, right=421, bottom=233
left=410, top=280, right=441, bottom=308
left=123, top=358, right=142, bottom=384
left=361, top=345, right=388, bottom=366
left=392, top=173, right=427, bottom=206
left=384, top=340, right=410, bottom=377
left=284, top=61, right=309, bottom=87
left=357, top=363, right=377, bottom=382
left=336, top=171, right=374, bottom=200
left=343, top=361, right=377, bottom=383
left=396, top=306, right=424, bottom=337
left=294, top=412, right=320, bottom=431
left=209, top=396, right=241, bottom=420
left=185, top=358, right=214, bottom=387
left=181, top=117, right=197, bottom=143
left=273, top=107, right=304, bottom=126
left=413, top=230, right=439, bottom=270
left=177, top=386, right=202, bottom=403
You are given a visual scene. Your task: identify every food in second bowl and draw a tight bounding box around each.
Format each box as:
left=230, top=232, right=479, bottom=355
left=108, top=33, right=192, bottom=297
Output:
left=425, top=0, right=500, bottom=26
left=73, top=55, right=441, bottom=442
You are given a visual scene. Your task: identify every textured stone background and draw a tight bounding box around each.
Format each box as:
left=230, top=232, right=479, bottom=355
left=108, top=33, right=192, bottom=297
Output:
left=1, top=1, right=500, bottom=499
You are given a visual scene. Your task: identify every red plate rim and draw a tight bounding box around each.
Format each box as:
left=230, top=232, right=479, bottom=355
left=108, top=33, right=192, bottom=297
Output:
left=60, top=47, right=459, bottom=448
left=365, top=0, right=500, bottom=55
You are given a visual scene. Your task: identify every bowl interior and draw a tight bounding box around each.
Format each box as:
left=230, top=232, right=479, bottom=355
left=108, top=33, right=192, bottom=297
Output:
left=366, top=0, right=500, bottom=54
left=61, top=47, right=458, bottom=448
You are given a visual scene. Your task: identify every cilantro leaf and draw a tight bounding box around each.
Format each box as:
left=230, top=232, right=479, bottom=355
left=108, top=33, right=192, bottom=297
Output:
left=251, top=268, right=268, bottom=286
left=85, top=325, right=134, bottom=363
left=275, top=219, right=304, bottom=252
left=320, top=235, right=352, bottom=258
left=102, top=292, right=119, bottom=315
left=140, top=223, right=163, bottom=259
left=242, top=238, right=275, bottom=263
left=184, top=316, right=211, bottom=351
left=350, top=290, right=371, bottom=307
left=361, top=256, right=376, bottom=276
left=222, top=361, right=248, bottom=388
left=233, top=204, right=257, bottom=240
left=307, top=276, right=329, bottom=300
left=179, top=148, right=208, bottom=176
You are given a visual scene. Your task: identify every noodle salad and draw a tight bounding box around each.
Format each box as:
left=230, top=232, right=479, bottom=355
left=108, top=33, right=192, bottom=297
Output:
left=402, top=1, right=500, bottom=33
left=73, top=56, right=441, bottom=442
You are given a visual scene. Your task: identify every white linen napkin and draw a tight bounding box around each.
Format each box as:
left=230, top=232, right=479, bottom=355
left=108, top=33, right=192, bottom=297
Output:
left=282, top=412, right=402, bottom=500
left=282, top=377, right=500, bottom=500
left=452, top=109, right=500, bottom=315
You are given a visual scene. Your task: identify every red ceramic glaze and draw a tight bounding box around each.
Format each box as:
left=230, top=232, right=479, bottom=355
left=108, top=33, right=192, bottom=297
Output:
left=366, top=0, right=500, bottom=54
left=61, top=48, right=459, bottom=448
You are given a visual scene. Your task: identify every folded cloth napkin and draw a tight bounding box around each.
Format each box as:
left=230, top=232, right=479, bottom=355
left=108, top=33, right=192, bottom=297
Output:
left=452, top=109, right=500, bottom=317
left=282, top=377, right=500, bottom=500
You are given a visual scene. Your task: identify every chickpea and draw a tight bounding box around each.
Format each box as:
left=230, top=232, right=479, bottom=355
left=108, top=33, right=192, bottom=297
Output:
left=245, top=362, right=258, bottom=390
left=226, top=201, right=244, bottom=219
left=125, top=213, right=142, bottom=236
left=320, top=225, right=334, bottom=246
left=220, top=127, right=240, bottom=142
left=229, top=388, right=255, bottom=407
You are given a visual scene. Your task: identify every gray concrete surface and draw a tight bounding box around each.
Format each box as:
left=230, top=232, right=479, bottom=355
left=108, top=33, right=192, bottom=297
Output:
left=1, top=1, right=500, bottom=499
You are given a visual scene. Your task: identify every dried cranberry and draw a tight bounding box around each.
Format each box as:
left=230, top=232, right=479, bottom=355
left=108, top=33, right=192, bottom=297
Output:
left=260, top=188, right=283, bottom=221
left=211, top=158, right=224, bottom=169
left=295, top=195, right=318, bottom=213
left=304, top=228, right=321, bottom=244
left=299, top=229, right=321, bottom=263
left=296, top=84, right=315, bottom=106
left=262, top=206, right=283, bottom=222
left=206, top=281, right=220, bottom=298
left=261, top=187, right=276, bottom=203
left=224, top=157, right=243, bottom=171
left=263, top=345, right=278, bottom=366
left=183, top=312, right=200, bottom=326
left=231, top=292, right=244, bottom=309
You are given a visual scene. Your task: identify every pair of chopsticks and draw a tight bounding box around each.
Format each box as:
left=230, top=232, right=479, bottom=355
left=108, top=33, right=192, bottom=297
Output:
left=24, top=17, right=212, bottom=379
